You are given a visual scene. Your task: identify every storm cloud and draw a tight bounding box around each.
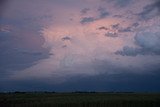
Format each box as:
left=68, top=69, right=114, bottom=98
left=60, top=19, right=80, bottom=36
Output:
left=115, top=32, right=160, bottom=56
left=0, top=0, right=160, bottom=92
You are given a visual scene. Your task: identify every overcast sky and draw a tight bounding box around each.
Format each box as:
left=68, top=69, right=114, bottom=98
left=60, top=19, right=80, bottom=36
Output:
left=0, top=0, right=160, bottom=92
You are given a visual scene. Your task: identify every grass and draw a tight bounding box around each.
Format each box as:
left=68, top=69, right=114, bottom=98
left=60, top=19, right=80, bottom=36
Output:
left=0, top=92, right=160, bottom=107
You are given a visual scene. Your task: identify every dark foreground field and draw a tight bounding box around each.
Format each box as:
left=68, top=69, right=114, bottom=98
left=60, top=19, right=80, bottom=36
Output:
left=0, top=92, right=160, bottom=107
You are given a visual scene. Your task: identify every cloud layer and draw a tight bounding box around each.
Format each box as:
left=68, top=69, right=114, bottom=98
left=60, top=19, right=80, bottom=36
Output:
left=0, top=0, right=160, bottom=91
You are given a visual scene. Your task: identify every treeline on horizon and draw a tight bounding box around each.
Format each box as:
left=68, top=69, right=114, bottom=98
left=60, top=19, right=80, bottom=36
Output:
left=0, top=91, right=147, bottom=94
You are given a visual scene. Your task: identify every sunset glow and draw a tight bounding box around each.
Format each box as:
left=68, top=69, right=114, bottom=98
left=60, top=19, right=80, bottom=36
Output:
left=0, top=0, right=160, bottom=92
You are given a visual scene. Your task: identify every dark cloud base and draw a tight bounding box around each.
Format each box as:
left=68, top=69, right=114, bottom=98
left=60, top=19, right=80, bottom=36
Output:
left=1, top=71, right=160, bottom=92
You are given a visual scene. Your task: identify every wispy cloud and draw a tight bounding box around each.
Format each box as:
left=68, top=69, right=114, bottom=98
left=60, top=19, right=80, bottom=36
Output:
left=80, top=17, right=95, bottom=24
left=80, top=7, right=110, bottom=24
left=0, top=25, right=12, bottom=33
left=103, top=0, right=133, bottom=7
left=138, top=0, right=160, bottom=20
left=61, top=36, right=71, bottom=41
left=81, top=8, right=90, bottom=15
left=97, top=7, right=110, bottom=18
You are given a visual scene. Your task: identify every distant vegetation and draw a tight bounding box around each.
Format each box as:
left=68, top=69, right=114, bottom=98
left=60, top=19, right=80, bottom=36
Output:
left=0, top=92, right=160, bottom=107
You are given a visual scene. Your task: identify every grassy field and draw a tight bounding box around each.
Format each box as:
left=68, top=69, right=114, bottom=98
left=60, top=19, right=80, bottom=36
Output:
left=0, top=92, right=160, bottom=107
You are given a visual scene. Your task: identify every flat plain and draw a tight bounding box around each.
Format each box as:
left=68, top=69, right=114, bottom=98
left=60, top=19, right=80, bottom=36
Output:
left=0, top=92, right=160, bottom=107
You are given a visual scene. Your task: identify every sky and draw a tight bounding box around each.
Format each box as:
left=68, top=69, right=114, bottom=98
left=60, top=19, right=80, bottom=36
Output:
left=0, top=0, right=160, bottom=92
